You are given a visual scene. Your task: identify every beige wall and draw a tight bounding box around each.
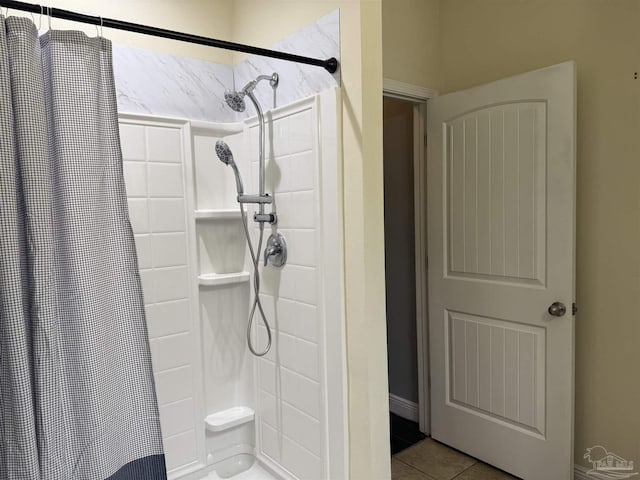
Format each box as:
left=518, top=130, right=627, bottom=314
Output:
left=382, top=0, right=441, bottom=90
left=434, top=0, right=640, bottom=467
left=9, top=0, right=234, bottom=63
left=231, top=0, right=338, bottom=64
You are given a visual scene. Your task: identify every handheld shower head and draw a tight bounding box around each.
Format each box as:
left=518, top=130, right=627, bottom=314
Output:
left=215, top=140, right=244, bottom=194
left=215, top=140, right=234, bottom=165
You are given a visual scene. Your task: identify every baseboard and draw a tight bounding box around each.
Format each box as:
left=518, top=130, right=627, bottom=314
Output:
left=574, top=464, right=591, bottom=480
left=389, top=394, right=419, bottom=422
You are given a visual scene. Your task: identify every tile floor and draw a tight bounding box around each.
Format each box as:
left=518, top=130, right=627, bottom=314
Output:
left=392, top=439, right=519, bottom=480
left=389, top=413, right=519, bottom=480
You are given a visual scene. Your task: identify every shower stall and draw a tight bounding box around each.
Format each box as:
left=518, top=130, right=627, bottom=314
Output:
left=118, top=45, right=345, bottom=480
left=0, top=2, right=345, bottom=478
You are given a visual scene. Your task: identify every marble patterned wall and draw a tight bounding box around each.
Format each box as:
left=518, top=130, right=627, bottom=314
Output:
left=112, top=10, right=340, bottom=122
left=232, top=10, right=340, bottom=116
left=113, top=45, right=235, bottom=122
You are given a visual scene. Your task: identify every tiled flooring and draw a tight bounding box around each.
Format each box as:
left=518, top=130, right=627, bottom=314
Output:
left=392, top=439, right=519, bottom=480
left=389, top=412, right=518, bottom=480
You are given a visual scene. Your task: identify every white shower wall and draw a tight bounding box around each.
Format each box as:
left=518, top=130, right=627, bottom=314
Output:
left=243, top=90, right=345, bottom=480
left=249, top=100, right=324, bottom=479
left=120, top=117, right=205, bottom=474
left=118, top=87, right=345, bottom=480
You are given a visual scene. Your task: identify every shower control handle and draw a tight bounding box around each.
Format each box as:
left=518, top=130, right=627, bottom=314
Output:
left=263, top=233, right=287, bottom=268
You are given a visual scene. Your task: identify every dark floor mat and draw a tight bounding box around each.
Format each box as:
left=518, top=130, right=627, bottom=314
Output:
left=390, top=412, right=426, bottom=455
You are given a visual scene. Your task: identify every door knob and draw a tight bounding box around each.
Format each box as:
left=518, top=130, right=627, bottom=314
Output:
left=548, top=302, right=567, bottom=317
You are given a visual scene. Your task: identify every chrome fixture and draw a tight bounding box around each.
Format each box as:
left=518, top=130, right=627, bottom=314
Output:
left=215, top=140, right=243, bottom=195
left=224, top=73, right=279, bottom=113
left=217, top=72, right=284, bottom=357
left=264, top=233, right=287, bottom=268
left=225, top=73, right=279, bottom=224
left=237, top=194, right=272, bottom=204
left=548, top=302, right=567, bottom=317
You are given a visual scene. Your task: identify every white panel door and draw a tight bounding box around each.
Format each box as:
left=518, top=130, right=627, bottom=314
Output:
left=427, top=62, right=576, bottom=480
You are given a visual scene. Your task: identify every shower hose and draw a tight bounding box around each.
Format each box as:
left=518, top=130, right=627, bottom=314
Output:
left=238, top=204, right=272, bottom=357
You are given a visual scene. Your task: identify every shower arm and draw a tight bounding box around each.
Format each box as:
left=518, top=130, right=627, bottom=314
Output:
left=243, top=75, right=276, bottom=94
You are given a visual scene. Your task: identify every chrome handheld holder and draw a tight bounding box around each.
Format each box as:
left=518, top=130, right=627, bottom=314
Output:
left=254, top=212, right=277, bottom=224
left=237, top=194, right=273, bottom=204
left=236, top=194, right=277, bottom=224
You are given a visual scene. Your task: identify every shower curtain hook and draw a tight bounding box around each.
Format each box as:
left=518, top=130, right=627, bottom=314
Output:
left=47, top=6, right=51, bottom=31
left=38, top=5, right=43, bottom=30
left=99, top=16, right=103, bottom=38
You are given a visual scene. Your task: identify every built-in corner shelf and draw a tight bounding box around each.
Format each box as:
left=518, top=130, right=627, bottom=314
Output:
left=195, top=209, right=241, bottom=221
left=204, top=406, right=255, bottom=433
left=198, top=272, right=250, bottom=287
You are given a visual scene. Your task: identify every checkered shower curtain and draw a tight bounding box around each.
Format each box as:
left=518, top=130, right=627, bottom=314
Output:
left=0, top=16, right=166, bottom=480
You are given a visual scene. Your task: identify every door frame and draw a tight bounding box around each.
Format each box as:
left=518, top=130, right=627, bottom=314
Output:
left=382, top=79, right=437, bottom=434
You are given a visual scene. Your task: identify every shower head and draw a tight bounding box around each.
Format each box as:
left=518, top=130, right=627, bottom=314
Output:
left=215, top=140, right=234, bottom=165
left=215, top=140, right=244, bottom=194
left=224, top=91, right=246, bottom=112
left=224, top=73, right=279, bottom=113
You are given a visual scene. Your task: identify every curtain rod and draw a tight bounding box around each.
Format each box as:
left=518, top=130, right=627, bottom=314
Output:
left=0, top=0, right=339, bottom=74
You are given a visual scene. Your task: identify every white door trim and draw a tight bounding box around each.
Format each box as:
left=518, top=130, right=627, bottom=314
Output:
left=383, top=79, right=436, bottom=435
left=383, top=78, right=438, bottom=102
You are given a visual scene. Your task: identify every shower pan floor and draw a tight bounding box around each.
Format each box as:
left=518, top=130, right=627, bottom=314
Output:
left=201, top=463, right=277, bottom=480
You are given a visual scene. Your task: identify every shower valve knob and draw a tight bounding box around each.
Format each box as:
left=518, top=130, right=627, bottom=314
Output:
left=263, top=233, right=287, bottom=268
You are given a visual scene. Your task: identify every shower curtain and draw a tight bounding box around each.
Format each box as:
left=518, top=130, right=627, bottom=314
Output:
left=0, top=16, right=166, bottom=480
